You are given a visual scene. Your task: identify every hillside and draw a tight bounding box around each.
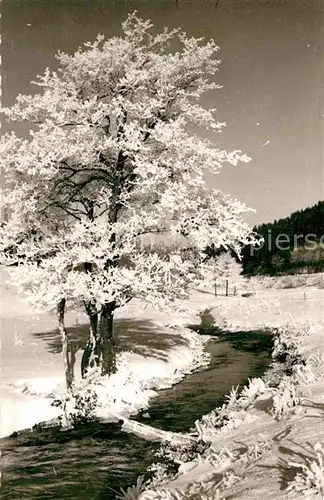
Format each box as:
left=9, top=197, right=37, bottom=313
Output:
left=242, top=201, right=324, bottom=275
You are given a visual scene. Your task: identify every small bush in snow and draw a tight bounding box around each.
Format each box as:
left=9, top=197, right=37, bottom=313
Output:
left=267, top=323, right=319, bottom=419
left=115, top=475, right=148, bottom=500
left=271, top=377, right=300, bottom=420
left=272, top=324, right=307, bottom=365
left=72, top=388, right=98, bottom=422
left=148, top=440, right=209, bottom=487
left=236, top=378, right=267, bottom=409
left=224, top=385, right=240, bottom=410
left=269, top=324, right=309, bottom=386
left=286, top=442, right=324, bottom=498
left=51, top=388, right=98, bottom=426
left=146, top=462, right=175, bottom=488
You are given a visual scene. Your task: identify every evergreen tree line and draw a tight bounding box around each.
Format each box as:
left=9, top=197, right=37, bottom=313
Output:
left=241, top=201, right=324, bottom=275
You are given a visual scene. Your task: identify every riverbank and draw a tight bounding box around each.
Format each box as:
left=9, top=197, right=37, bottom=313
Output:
left=0, top=266, right=210, bottom=438
left=1, top=326, right=273, bottom=500
left=137, top=280, right=324, bottom=499
left=2, top=268, right=323, bottom=498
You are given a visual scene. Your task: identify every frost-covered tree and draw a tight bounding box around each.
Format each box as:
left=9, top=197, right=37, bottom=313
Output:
left=203, top=253, right=245, bottom=296
left=0, top=13, right=257, bottom=382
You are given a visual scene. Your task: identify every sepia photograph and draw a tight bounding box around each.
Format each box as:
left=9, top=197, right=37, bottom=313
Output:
left=0, top=0, right=323, bottom=498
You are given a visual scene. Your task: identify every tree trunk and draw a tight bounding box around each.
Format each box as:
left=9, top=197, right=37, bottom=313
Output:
left=69, top=344, right=77, bottom=382
left=214, top=279, right=217, bottom=297
left=225, top=279, right=229, bottom=297
left=99, top=303, right=117, bottom=376
left=57, top=298, right=74, bottom=392
left=81, top=301, right=99, bottom=378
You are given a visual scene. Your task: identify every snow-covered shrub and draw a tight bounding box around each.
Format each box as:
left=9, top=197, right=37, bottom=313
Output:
left=221, top=470, right=241, bottom=490
left=205, top=438, right=272, bottom=471
left=271, top=377, right=300, bottom=420
left=72, top=388, right=98, bottom=422
left=265, top=323, right=322, bottom=418
left=224, top=385, right=240, bottom=410
left=115, top=476, right=148, bottom=500
left=286, top=442, right=324, bottom=498
left=212, top=439, right=271, bottom=468
left=193, top=406, right=261, bottom=444
left=192, top=379, right=266, bottom=442
left=271, top=324, right=309, bottom=371
left=147, top=439, right=209, bottom=487
left=146, top=462, right=176, bottom=488
left=236, top=378, right=267, bottom=409
left=51, top=387, right=99, bottom=426
left=193, top=404, right=231, bottom=442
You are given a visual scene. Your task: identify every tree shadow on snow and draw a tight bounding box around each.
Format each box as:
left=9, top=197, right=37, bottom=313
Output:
left=32, top=318, right=188, bottom=362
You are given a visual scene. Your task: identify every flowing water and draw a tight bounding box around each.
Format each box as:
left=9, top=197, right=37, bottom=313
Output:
left=0, top=328, right=273, bottom=499
left=135, top=329, right=273, bottom=433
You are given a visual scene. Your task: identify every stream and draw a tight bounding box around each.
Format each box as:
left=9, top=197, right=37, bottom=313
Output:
left=0, top=328, right=273, bottom=499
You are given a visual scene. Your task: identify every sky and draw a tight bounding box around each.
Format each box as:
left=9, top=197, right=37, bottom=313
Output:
left=1, top=0, right=323, bottom=226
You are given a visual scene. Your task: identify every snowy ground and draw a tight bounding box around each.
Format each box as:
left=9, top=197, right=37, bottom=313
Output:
left=0, top=266, right=209, bottom=438
left=137, top=276, right=324, bottom=499
left=2, top=267, right=324, bottom=498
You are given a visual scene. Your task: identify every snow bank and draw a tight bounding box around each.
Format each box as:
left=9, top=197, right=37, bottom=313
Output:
left=91, top=328, right=210, bottom=421
left=1, top=265, right=210, bottom=437
left=0, top=326, right=209, bottom=438
left=1, top=389, right=62, bottom=438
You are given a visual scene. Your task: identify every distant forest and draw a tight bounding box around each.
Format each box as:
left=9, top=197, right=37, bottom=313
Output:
left=242, top=201, right=324, bottom=275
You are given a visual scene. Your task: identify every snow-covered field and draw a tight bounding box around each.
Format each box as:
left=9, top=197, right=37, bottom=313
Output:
left=136, top=276, right=324, bottom=499
left=0, top=266, right=209, bottom=438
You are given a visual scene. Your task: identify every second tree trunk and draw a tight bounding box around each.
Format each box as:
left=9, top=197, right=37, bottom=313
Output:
left=82, top=301, right=117, bottom=377
left=57, top=298, right=74, bottom=391
left=98, top=303, right=117, bottom=376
